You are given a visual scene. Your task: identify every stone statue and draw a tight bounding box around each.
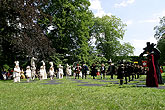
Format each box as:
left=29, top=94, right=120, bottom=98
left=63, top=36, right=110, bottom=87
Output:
left=13, top=61, right=21, bottom=82
left=31, top=57, right=37, bottom=80
left=57, top=64, right=63, bottom=79
left=31, top=57, right=37, bottom=67
left=41, top=60, right=47, bottom=79
left=39, top=66, right=44, bottom=80
left=66, top=64, right=72, bottom=79
left=49, top=62, right=55, bottom=80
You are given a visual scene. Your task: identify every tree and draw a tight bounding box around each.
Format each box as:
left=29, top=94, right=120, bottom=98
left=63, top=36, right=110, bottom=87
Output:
left=41, top=0, right=94, bottom=64
left=91, top=15, right=133, bottom=62
left=154, top=16, right=165, bottom=40
left=157, top=39, right=165, bottom=65
left=0, top=0, right=55, bottom=67
left=117, top=42, right=134, bottom=61
left=154, top=16, right=165, bottom=65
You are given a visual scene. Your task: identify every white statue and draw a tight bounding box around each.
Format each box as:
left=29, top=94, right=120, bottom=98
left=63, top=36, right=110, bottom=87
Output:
left=49, top=62, right=55, bottom=80
left=39, top=66, right=44, bottom=80
left=26, top=66, right=31, bottom=82
left=66, top=64, right=72, bottom=79
left=57, top=64, right=63, bottom=79
left=31, top=57, right=37, bottom=67
left=41, top=60, right=47, bottom=79
left=31, top=57, right=37, bottom=80
left=31, top=65, right=36, bottom=80
left=13, top=61, right=21, bottom=82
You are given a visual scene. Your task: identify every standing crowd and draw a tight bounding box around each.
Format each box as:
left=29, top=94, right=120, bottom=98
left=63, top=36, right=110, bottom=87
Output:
left=1, top=42, right=164, bottom=88
left=0, top=58, right=150, bottom=86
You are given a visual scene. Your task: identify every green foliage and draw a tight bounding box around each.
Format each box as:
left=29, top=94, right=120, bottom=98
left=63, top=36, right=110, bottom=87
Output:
left=91, top=15, right=134, bottom=62
left=0, top=0, right=55, bottom=66
left=2, top=64, right=10, bottom=71
left=157, top=38, right=165, bottom=65
left=0, top=0, right=135, bottom=67
left=40, top=0, right=94, bottom=64
left=154, top=16, right=165, bottom=40
left=154, top=16, right=165, bottom=65
left=49, top=53, right=63, bottom=66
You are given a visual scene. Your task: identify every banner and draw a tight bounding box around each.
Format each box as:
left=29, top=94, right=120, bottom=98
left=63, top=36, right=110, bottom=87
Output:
left=142, top=61, right=147, bottom=67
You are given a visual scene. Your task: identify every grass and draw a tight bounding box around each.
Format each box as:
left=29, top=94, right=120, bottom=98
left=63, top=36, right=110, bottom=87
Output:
left=0, top=75, right=165, bottom=110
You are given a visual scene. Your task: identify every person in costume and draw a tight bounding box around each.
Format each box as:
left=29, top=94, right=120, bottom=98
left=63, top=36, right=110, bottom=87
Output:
left=31, top=57, right=37, bottom=80
left=100, top=63, right=106, bottom=79
left=20, top=69, right=25, bottom=79
left=13, top=61, right=21, bottom=82
left=39, top=66, right=44, bottom=80
left=58, top=64, right=64, bottom=79
left=140, top=42, right=159, bottom=87
left=110, top=63, right=116, bottom=79
left=146, top=50, right=158, bottom=87
left=31, top=65, right=36, bottom=81
left=75, top=64, right=81, bottom=79
left=49, top=62, right=55, bottom=80
left=41, top=60, right=47, bottom=79
left=66, top=64, right=72, bottom=79
left=117, top=62, right=124, bottom=85
left=91, top=63, right=97, bottom=79
left=26, top=66, right=31, bottom=82
left=82, top=63, right=88, bottom=79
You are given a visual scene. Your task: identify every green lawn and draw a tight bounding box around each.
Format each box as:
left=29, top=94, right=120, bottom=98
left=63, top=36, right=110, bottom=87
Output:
left=0, top=75, right=165, bottom=110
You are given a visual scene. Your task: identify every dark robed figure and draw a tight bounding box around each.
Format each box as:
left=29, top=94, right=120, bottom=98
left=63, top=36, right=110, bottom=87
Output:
left=146, top=51, right=158, bottom=87
left=140, top=42, right=163, bottom=87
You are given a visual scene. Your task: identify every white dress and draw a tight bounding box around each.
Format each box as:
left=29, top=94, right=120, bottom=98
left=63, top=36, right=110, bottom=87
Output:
left=40, top=69, right=45, bottom=78
left=13, top=67, right=21, bottom=82
left=66, top=66, right=72, bottom=75
left=49, top=68, right=54, bottom=76
left=26, top=69, right=31, bottom=78
left=58, top=66, right=63, bottom=79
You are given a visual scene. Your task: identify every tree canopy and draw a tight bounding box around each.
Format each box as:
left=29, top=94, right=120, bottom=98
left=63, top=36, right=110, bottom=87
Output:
left=0, top=0, right=55, bottom=66
left=154, top=16, right=165, bottom=40
left=38, top=0, right=94, bottom=64
left=91, top=15, right=134, bottom=62
left=154, top=16, right=165, bottom=65
left=0, top=0, right=135, bottom=69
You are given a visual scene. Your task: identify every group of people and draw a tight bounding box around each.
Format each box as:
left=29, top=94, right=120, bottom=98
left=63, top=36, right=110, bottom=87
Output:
left=0, top=42, right=164, bottom=87
left=74, top=61, right=147, bottom=84
left=1, top=59, right=159, bottom=85
left=11, top=60, right=69, bottom=82
left=116, top=62, right=147, bottom=85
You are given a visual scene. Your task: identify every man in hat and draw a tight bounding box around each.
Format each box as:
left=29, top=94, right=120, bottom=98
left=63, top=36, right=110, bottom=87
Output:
left=140, top=42, right=159, bottom=87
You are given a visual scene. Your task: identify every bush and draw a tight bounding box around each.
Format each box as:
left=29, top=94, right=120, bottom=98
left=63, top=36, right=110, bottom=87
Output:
left=3, top=64, right=11, bottom=71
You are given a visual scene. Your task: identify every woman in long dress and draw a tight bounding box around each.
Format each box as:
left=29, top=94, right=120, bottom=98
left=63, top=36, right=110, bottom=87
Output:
left=146, top=51, right=158, bottom=87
